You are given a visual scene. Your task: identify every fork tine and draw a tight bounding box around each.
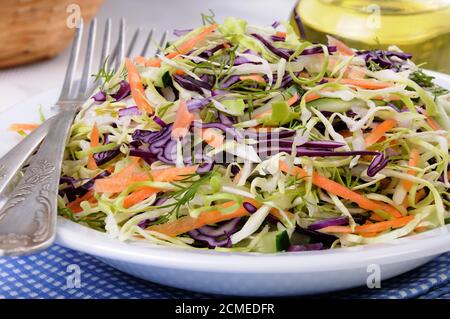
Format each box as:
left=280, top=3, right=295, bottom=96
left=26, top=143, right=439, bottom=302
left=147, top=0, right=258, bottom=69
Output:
left=140, top=28, right=154, bottom=57
left=99, top=18, right=111, bottom=68
left=115, top=18, right=126, bottom=69
left=78, top=18, right=97, bottom=97
left=60, top=20, right=84, bottom=99
left=126, top=28, right=140, bottom=58
left=109, top=43, right=119, bottom=67
left=155, top=30, right=168, bottom=57
left=89, top=18, right=111, bottom=91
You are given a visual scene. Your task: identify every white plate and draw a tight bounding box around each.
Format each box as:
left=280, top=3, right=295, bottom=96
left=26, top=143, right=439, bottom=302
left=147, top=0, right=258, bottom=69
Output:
left=0, top=71, right=449, bottom=297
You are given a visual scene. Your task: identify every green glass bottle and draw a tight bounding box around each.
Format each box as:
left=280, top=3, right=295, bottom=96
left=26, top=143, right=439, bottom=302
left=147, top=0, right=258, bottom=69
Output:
left=291, top=0, right=450, bottom=73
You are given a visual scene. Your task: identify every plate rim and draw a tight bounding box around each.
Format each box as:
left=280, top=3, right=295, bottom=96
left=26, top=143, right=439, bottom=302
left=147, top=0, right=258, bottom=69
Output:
left=2, top=70, right=450, bottom=274
left=55, top=217, right=450, bottom=273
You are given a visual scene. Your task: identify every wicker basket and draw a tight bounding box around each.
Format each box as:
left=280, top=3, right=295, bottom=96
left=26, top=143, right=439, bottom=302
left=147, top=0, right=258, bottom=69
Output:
left=0, top=0, right=105, bottom=69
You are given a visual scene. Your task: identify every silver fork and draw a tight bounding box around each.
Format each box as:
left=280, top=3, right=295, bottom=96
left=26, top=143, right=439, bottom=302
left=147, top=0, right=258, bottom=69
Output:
left=0, top=19, right=109, bottom=198
left=0, top=21, right=159, bottom=200
left=0, top=19, right=162, bottom=256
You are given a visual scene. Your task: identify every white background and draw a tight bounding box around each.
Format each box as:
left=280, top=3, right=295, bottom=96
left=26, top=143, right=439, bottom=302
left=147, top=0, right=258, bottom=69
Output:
left=0, top=0, right=297, bottom=112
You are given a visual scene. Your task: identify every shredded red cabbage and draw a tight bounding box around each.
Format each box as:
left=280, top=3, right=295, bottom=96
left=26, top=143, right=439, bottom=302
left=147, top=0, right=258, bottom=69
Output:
left=251, top=33, right=292, bottom=59
left=358, top=50, right=412, bottom=71
left=243, top=202, right=257, bottom=213
left=197, top=218, right=242, bottom=237
left=287, top=243, right=324, bottom=252
left=188, top=230, right=232, bottom=248
left=220, top=75, right=240, bottom=88
left=118, top=106, right=141, bottom=117
left=93, top=148, right=121, bottom=166
left=308, top=216, right=349, bottom=231
left=92, top=80, right=130, bottom=102
left=173, top=74, right=212, bottom=94
left=173, top=29, right=193, bottom=37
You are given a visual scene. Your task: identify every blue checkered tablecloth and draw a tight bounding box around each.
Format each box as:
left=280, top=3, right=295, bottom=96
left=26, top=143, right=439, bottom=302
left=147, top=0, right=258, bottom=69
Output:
left=0, top=244, right=449, bottom=299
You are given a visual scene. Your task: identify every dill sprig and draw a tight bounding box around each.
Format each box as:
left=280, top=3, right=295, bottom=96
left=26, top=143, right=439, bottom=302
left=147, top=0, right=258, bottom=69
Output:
left=157, top=171, right=215, bottom=218
left=367, top=60, right=382, bottom=72
left=92, top=56, right=115, bottom=87
left=409, top=69, right=434, bottom=87
left=59, top=207, right=106, bottom=232
left=201, top=9, right=216, bottom=25
left=409, top=70, right=449, bottom=96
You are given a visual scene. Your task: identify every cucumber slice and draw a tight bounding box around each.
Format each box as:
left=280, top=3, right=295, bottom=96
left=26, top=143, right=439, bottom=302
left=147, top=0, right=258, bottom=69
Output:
left=276, top=230, right=290, bottom=252
left=290, top=231, right=312, bottom=246
left=307, top=98, right=366, bottom=113
left=254, top=230, right=290, bottom=253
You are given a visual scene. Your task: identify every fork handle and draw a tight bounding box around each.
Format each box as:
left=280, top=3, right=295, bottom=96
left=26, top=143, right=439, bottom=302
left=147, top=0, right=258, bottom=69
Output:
left=0, top=116, right=56, bottom=196
left=0, top=108, right=76, bottom=256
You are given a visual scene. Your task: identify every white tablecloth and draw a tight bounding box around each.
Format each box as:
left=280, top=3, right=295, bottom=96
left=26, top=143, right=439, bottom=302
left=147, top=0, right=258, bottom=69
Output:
left=0, top=0, right=296, bottom=112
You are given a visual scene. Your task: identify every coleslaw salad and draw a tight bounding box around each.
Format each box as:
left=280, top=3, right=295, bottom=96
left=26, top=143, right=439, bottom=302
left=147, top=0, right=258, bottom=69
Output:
left=14, top=17, right=450, bottom=253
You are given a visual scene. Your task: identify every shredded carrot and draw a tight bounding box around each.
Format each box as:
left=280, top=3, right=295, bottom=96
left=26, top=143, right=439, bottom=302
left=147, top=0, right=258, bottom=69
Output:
left=240, top=74, right=266, bottom=84
left=125, top=58, right=153, bottom=114
left=414, top=226, right=428, bottom=233
left=415, top=188, right=427, bottom=203
left=316, top=55, right=365, bottom=79
left=279, top=161, right=402, bottom=218
left=426, top=116, right=441, bottom=130
left=174, top=69, right=186, bottom=76
left=143, top=24, right=219, bottom=67
left=95, top=172, right=149, bottom=194
left=370, top=213, right=385, bottom=222
left=145, top=58, right=162, bottom=68
left=403, top=180, right=431, bottom=209
left=253, top=109, right=272, bottom=120
left=338, top=130, right=353, bottom=138
left=134, top=55, right=147, bottom=65
left=147, top=198, right=293, bottom=236
left=106, top=165, right=116, bottom=173
left=275, top=31, right=286, bottom=38
left=233, top=169, right=243, bottom=184
left=364, top=119, right=397, bottom=145
left=326, top=78, right=393, bottom=90
left=151, top=165, right=198, bottom=182
left=359, top=221, right=379, bottom=236
left=148, top=200, right=256, bottom=236
left=269, top=208, right=295, bottom=222
left=200, top=128, right=224, bottom=148
left=87, top=123, right=100, bottom=170
left=304, top=92, right=322, bottom=103
left=287, top=92, right=299, bottom=106
left=171, top=99, right=195, bottom=138
left=373, top=200, right=403, bottom=219
left=402, top=188, right=427, bottom=209
left=402, top=148, right=420, bottom=191
left=344, top=65, right=366, bottom=80
left=327, top=35, right=354, bottom=56
left=360, top=232, right=379, bottom=238
left=122, top=165, right=198, bottom=208
left=316, top=225, right=353, bottom=233
left=94, top=157, right=148, bottom=193
left=373, top=94, right=401, bottom=102
left=320, top=215, right=414, bottom=234
left=67, top=190, right=96, bottom=213
left=123, top=187, right=159, bottom=209
left=9, top=123, right=39, bottom=132
left=166, top=24, right=218, bottom=59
